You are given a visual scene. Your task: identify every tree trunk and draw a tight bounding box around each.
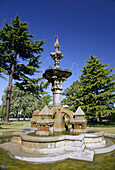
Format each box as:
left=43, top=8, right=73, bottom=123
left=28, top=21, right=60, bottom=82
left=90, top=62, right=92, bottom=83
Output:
left=4, top=64, right=14, bottom=122
left=98, top=112, right=102, bottom=123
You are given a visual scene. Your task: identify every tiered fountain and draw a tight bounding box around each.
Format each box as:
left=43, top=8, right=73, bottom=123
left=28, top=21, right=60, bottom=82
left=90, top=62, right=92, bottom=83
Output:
left=0, top=37, right=115, bottom=163
left=31, top=36, right=87, bottom=135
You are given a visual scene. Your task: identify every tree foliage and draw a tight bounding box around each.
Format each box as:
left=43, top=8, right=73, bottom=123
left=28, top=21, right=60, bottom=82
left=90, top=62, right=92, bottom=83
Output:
left=37, top=95, right=52, bottom=111
left=80, top=55, right=115, bottom=119
left=62, top=80, right=82, bottom=112
left=0, top=105, right=5, bottom=119
left=0, top=14, right=46, bottom=121
left=0, top=68, right=7, bottom=79
left=62, top=55, right=115, bottom=119
left=1, top=85, right=52, bottom=119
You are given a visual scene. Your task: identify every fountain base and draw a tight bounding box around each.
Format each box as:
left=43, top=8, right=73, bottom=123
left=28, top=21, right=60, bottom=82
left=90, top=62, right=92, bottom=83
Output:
left=0, top=129, right=115, bottom=163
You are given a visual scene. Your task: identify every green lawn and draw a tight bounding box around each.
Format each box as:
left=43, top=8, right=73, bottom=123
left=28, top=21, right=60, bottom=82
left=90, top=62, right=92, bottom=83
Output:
left=0, top=121, right=30, bottom=135
left=88, top=127, right=115, bottom=134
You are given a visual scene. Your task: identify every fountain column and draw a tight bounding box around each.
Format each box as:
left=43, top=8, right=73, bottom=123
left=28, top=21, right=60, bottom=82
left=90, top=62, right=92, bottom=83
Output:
left=43, top=36, right=72, bottom=107
left=50, top=36, right=63, bottom=106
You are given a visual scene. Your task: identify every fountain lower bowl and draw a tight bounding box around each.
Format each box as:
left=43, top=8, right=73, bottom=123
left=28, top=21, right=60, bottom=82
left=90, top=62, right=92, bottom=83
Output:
left=1, top=129, right=113, bottom=163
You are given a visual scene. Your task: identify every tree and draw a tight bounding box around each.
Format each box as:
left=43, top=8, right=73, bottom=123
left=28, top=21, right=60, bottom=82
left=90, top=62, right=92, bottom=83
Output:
left=1, top=85, right=52, bottom=119
left=37, top=95, right=52, bottom=111
left=0, top=68, right=7, bottom=79
left=0, top=14, right=45, bottom=121
left=62, top=80, right=83, bottom=112
left=19, top=92, right=37, bottom=119
left=1, top=85, right=37, bottom=119
left=80, top=55, right=115, bottom=119
left=62, top=55, right=115, bottom=120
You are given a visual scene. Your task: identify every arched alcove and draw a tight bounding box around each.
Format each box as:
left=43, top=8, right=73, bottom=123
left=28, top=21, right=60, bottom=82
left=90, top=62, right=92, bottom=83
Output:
left=51, top=106, right=74, bottom=132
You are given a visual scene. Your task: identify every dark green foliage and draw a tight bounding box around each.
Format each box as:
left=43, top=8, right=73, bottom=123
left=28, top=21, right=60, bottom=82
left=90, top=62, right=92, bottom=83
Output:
left=37, top=95, right=52, bottom=111
left=0, top=13, right=45, bottom=91
left=0, top=14, right=46, bottom=121
left=80, top=55, right=115, bottom=119
left=62, top=55, right=115, bottom=120
left=0, top=68, right=7, bottom=79
left=62, top=80, right=82, bottom=112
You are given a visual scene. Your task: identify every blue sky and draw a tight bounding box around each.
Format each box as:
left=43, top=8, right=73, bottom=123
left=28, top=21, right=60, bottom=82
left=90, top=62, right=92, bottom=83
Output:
left=0, top=0, right=115, bottom=104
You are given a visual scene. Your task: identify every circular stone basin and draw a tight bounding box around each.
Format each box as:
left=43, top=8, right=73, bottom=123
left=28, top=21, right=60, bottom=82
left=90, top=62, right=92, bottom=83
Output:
left=1, top=129, right=115, bottom=163
left=12, top=129, right=106, bottom=154
left=0, top=137, right=115, bottom=168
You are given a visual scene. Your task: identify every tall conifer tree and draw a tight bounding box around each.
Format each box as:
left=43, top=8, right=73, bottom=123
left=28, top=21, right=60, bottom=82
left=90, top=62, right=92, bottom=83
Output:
left=80, top=55, right=115, bottom=119
left=0, top=14, right=45, bottom=121
left=62, top=55, right=115, bottom=120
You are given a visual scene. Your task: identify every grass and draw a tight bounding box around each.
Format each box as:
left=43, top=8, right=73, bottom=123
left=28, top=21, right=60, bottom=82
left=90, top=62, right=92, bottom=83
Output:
left=0, top=121, right=115, bottom=136
left=0, top=121, right=30, bottom=135
left=87, top=121, right=115, bottom=134
left=88, top=127, right=115, bottom=134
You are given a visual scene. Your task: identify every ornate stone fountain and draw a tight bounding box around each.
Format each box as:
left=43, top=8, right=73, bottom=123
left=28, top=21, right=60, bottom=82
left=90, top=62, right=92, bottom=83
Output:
left=0, top=37, right=115, bottom=163
left=44, top=36, right=72, bottom=106
left=31, top=36, right=86, bottom=135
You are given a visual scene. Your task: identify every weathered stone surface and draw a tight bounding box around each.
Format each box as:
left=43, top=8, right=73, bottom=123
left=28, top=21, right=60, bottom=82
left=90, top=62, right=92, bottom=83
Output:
left=56, top=141, right=65, bottom=148
left=12, top=136, right=21, bottom=144
left=14, top=149, right=94, bottom=162
left=0, top=141, right=95, bottom=162
left=39, top=105, right=53, bottom=116
left=74, top=106, right=85, bottom=116
left=104, top=133, right=115, bottom=139
left=11, top=130, right=110, bottom=155
left=95, top=145, right=115, bottom=154
left=36, top=131, right=50, bottom=136
left=1, top=131, right=115, bottom=163
left=84, top=137, right=104, bottom=143
left=86, top=140, right=106, bottom=149
left=84, top=131, right=104, bottom=137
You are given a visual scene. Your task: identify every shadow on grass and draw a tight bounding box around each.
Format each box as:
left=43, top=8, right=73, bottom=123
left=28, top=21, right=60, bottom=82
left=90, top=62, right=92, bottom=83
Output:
left=0, top=127, right=10, bottom=130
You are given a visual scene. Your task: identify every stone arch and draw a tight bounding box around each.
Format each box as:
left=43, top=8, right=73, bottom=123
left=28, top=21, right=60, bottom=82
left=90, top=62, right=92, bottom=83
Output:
left=51, top=106, right=73, bottom=119
left=50, top=106, right=74, bottom=132
left=61, top=107, right=73, bottom=119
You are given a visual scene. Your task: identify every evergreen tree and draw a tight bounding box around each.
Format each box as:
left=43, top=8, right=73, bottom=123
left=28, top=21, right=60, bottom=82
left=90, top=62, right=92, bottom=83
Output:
left=0, top=68, right=7, bottom=79
left=62, top=55, right=115, bottom=120
left=0, top=14, right=45, bottom=121
left=80, top=55, right=115, bottom=119
left=62, top=80, right=82, bottom=112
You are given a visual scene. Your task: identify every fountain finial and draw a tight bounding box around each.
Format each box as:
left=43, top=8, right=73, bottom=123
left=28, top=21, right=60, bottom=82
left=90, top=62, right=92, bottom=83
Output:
left=50, top=36, right=63, bottom=68
left=54, top=36, right=60, bottom=52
